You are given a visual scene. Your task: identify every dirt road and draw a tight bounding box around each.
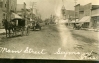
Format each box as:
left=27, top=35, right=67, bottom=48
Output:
left=0, top=24, right=98, bottom=60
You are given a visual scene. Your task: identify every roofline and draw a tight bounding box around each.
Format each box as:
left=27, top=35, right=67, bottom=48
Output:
left=74, top=4, right=80, bottom=7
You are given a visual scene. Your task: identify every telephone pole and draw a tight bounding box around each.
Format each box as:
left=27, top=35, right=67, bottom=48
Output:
left=31, top=2, right=36, bottom=20
left=6, top=0, right=11, bottom=22
left=74, top=0, right=77, bottom=22
left=23, top=2, right=27, bottom=25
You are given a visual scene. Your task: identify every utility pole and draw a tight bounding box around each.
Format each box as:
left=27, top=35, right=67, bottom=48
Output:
left=36, top=9, right=38, bottom=16
left=35, top=9, right=39, bottom=22
left=74, top=0, right=77, bottom=22
left=6, top=0, right=10, bottom=22
left=23, top=2, right=27, bottom=25
left=31, top=2, right=36, bottom=20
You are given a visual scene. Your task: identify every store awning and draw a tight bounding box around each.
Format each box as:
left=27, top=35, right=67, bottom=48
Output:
left=79, top=16, right=90, bottom=23
left=11, top=13, right=22, bottom=20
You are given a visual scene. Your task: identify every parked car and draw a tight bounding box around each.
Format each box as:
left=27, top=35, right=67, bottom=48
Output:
left=32, top=21, right=41, bottom=31
left=73, top=23, right=82, bottom=30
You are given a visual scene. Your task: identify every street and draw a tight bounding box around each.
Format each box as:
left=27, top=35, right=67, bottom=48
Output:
left=0, top=24, right=99, bottom=60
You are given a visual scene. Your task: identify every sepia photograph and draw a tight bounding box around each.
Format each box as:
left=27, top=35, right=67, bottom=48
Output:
left=0, top=0, right=99, bottom=61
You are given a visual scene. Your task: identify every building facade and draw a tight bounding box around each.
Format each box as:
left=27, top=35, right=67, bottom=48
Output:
left=65, top=10, right=75, bottom=22
left=2, top=0, right=17, bottom=21
left=80, top=3, right=92, bottom=28
left=0, top=0, right=3, bottom=28
left=91, top=5, right=99, bottom=29
left=74, top=3, right=99, bottom=29
left=79, top=6, right=84, bottom=20
left=75, top=4, right=80, bottom=20
left=75, top=4, right=84, bottom=20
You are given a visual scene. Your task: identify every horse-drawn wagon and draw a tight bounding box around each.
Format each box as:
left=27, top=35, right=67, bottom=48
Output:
left=12, top=18, right=29, bottom=36
left=2, top=13, right=29, bottom=37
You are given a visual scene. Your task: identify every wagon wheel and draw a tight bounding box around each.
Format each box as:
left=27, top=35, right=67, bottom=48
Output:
left=32, top=26, right=36, bottom=31
left=14, top=27, right=17, bottom=36
left=14, top=26, right=19, bottom=37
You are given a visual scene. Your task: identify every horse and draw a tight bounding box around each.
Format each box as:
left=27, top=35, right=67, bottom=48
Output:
left=2, top=19, right=16, bottom=37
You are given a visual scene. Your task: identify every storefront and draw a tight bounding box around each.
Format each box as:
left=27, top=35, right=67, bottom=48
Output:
left=78, top=16, right=90, bottom=28
left=91, top=14, right=99, bottom=29
left=91, top=8, right=99, bottom=29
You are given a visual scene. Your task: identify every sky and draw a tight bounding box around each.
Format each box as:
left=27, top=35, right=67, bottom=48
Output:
left=17, top=0, right=99, bottom=19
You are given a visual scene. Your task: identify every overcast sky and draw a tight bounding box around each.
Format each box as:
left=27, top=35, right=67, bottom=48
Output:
left=17, top=0, right=99, bottom=19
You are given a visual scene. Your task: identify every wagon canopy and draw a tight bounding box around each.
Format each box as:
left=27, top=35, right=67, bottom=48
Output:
left=11, top=13, right=22, bottom=20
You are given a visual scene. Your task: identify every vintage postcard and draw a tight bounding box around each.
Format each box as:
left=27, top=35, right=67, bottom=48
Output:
left=0, top=0, right=99, bottom=61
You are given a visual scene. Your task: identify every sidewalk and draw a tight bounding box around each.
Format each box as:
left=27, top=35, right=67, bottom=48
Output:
left=67, top=26, right=99, bottom=32
left=0, top=29, right=6, bottom=34
left=71, top=29, right=99, bottom=41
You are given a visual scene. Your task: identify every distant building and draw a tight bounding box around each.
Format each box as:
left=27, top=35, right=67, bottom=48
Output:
left=74, top=3, right=99, bottom=29
left=65, top=10, right=75, bottom=26
left=61, top=5, right=66, bottom=19
left=65, top=10, right=75, bottom=20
